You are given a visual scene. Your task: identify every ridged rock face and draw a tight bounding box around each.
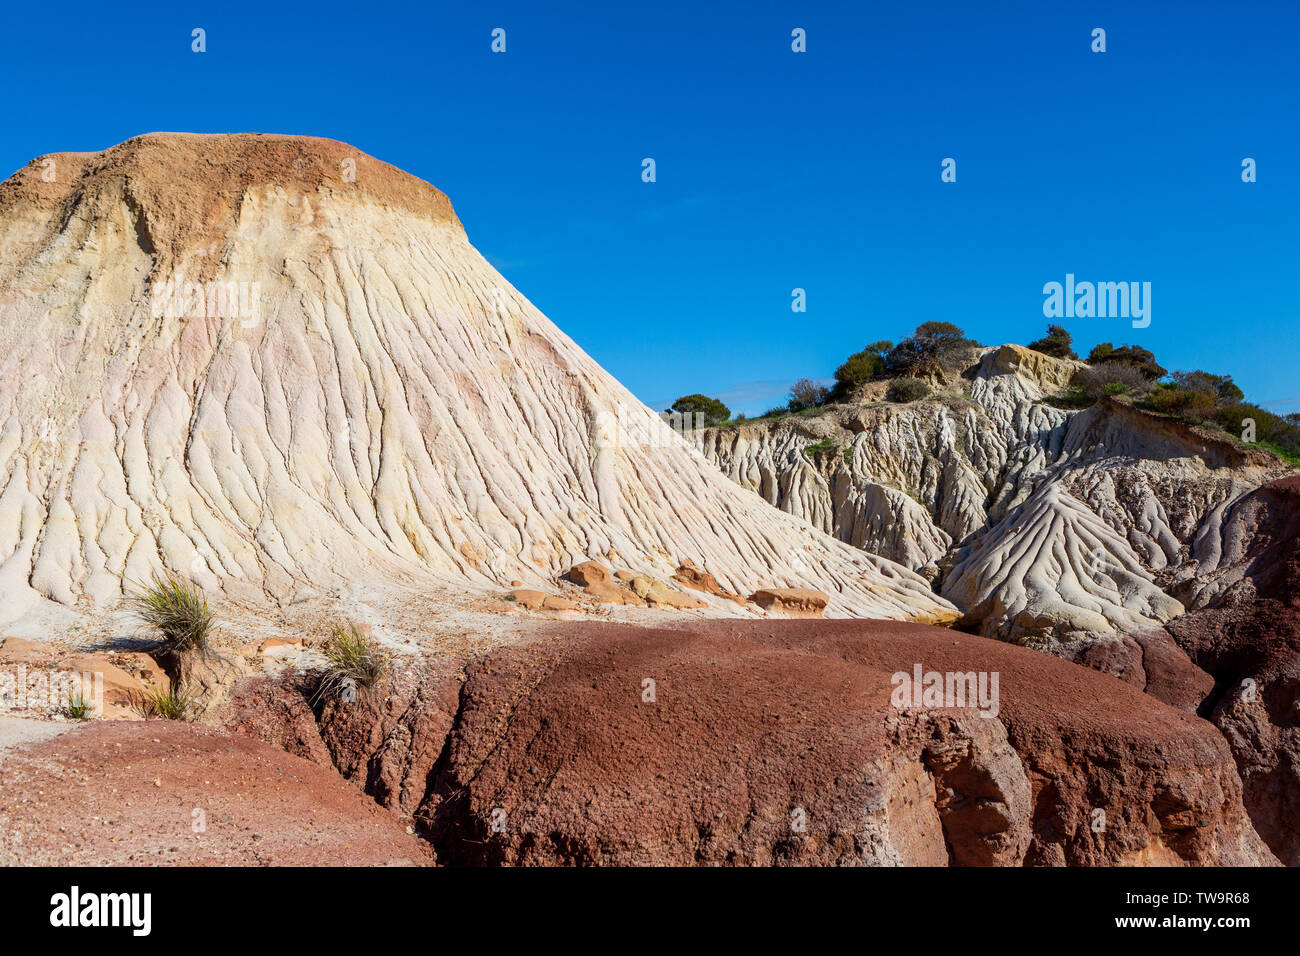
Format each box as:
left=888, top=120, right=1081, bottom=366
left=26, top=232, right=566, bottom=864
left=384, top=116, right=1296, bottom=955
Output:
left=1166, top=477, right=1300, bottom=865
left=952, top=399, right=1286, bottom=649
left=943, top=480, right=1186, bottom=647
left=699, top=344, right=1291, bottom=657
left=0, top=133, right=956, bottom=627
left=700, top=346, right=1078, bottom=576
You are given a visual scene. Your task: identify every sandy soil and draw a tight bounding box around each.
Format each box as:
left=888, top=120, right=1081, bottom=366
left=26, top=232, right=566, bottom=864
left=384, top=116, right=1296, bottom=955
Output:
left=0, top=720, right=431, bottom=866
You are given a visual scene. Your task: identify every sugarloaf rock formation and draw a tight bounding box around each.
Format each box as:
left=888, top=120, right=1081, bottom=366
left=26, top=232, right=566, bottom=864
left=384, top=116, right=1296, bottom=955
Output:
left=0, top=133, right=955, bottom=629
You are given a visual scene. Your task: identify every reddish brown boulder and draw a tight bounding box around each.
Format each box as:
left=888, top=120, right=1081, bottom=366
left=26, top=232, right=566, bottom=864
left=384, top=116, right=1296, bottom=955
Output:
left=564, top=561, right=643, bottom=605
left=673, top=559, right=745, bottom=604
left=410, top=621, right=1271, bottom=866
left=564, top=561, right=611, bottom=588
left=748, top=587, right=829, bottom=618
left=1069, top=631, right=1214, bottom=714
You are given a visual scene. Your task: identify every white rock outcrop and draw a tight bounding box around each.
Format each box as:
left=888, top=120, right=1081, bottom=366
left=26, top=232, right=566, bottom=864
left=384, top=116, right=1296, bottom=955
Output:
left=699, top=344, right=1292, bottom=649
left=0, top=133, right=958, bottom=628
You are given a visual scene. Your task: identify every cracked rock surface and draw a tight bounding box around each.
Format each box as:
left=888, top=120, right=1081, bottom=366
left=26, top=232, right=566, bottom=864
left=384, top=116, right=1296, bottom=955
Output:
left=699, top=345, right=1291, bottom=661
left=0, top=133, right=955, bottom=627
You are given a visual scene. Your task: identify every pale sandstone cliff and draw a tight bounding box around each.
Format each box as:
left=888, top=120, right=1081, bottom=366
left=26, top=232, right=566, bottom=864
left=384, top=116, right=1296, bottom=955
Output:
left=699, top=344, right=1291, bottom=654
left=0, top=133, right=957, bottom=629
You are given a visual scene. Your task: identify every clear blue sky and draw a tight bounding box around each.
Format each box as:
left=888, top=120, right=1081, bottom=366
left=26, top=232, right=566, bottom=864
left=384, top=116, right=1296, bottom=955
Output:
left=2, top=1, right=1296, bottom=415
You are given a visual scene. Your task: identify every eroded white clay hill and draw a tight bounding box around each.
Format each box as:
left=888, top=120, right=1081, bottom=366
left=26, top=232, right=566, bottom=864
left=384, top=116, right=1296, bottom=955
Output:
left=698, top=344, right=1292, bottom=658
left=0, top=133, right=957, bottom=632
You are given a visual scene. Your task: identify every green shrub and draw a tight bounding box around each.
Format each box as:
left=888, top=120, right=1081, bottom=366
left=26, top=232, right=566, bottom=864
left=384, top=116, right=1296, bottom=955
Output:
left=124, top=572, right=213, bottom=656
left=1170, top=370, right=1244, bottom=406
left=1026, top=324, right=1077, bottom=359
left=1079, top=361, right=1149, bottom=399
left=1205, top=405, right=1300, bottom=461
left=787, top=378, right=830, bottom=412
left=887, top=377, right=932, bottom=403
left=1046, top=386, right=1094, bottom=410
left=1092, top=344, right=1165, bottom=380
left=834, top=341, right=892, bottom=390
left=885, top=322, right=978, bottom=373
left=804, top=439, right=837, bottom=457
left=1214, top=403, right=1282, bottom=443
left=130, top=684, right=195, bottom=721
left=314, top=623, right=388, bottom=704
left=667, top=394, right=731, bottom=427
left=1146, top=383, right=1216, bottom=421
left=1259, top=440, right=1300, bottom=467
left=64, top=688, right=94, bottom=720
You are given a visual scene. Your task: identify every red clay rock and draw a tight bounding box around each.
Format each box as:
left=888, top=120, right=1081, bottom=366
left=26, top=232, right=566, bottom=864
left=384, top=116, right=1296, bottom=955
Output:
left=1131, top=630, right=1217, bottom=713
left=0, top=720, right=431, bottom=865
left=223, top=663, right=465, bottom=821
left=2, top=133, right=460, bottom=283
left=409, top=620, right=1271, bottom=866
left=748, top=587, right=829, bottom=618
left=315, top=659, right=464, bottom=818
left=1069, top=631, right=1214, bottom=714
left=222, top=674, right=333, bottom=766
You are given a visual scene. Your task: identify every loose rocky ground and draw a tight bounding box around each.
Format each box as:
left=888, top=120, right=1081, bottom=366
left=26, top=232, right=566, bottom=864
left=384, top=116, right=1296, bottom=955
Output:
left=0, top=720, right=431, bottom=865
